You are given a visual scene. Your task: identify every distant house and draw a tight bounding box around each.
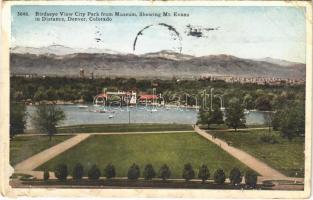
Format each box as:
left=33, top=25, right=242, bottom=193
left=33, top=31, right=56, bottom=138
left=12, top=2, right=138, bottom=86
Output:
left=138, top=94, right=159, bottom=104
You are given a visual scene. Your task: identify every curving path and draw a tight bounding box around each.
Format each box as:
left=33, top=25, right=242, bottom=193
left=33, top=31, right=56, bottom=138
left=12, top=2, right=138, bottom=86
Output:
left=13, top=131, right=193, bottom=178
left=14, top=129, right=303, bottom=185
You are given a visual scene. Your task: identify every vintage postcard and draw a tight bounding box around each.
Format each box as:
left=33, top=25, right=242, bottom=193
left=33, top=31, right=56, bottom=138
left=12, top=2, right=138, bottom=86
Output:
left=0, top=0, right=312, bottom=198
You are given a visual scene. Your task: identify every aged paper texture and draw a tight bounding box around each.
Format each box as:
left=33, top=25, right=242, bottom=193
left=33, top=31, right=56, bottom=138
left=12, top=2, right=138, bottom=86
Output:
left=1, top=0, right=312, bottom=198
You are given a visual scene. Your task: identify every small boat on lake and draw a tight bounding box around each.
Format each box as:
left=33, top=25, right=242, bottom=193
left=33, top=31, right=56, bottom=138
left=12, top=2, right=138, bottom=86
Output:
left=78, top=105, right=88, bottom=108
left=94, top=107, right=107, bottom=113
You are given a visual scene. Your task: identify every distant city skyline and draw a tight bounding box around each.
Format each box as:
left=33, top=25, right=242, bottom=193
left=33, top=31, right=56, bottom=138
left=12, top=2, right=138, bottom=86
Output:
left=12, top=5, right=306, bottom=63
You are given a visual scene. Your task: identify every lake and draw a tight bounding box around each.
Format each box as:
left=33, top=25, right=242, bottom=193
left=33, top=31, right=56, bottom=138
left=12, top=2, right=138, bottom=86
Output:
left=26, top=104, right=271, bottom=129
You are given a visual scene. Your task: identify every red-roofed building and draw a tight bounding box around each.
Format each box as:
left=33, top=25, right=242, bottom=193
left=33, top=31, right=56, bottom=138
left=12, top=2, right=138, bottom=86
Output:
left=93, top=90, right=138, bottom=105
left=138, top=94, right=159, bottom=104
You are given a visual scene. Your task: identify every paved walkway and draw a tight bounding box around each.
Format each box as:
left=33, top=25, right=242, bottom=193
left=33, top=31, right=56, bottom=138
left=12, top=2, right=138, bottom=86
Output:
left=194, top=125, right=287, bottom=179
left=13, top=131, right=195, bottom=178
left=13, top=129, right=303, bottom=185
left=14, top=134, right=90, bottom=171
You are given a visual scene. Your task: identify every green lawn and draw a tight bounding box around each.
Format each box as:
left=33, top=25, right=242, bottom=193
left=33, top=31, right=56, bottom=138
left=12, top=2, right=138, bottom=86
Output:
left=10, top=135, right=73, bottom=166
left=56, top=123, right=193, bottom=133
left=38, top=132, right=250, bottom=178
left=211, top=130, right=305, bottom=177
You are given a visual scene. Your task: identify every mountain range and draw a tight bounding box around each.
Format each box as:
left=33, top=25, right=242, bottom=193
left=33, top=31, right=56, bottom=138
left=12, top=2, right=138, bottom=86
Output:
left=11, top=45, right=121, bottom=55
left=10, top=45, right=305, bottom=80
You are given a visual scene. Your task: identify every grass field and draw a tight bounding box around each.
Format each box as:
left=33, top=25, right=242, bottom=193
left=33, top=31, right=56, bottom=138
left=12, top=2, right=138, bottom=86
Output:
left=56, top=123, right=193, bottom=133
left=37, top=132, right=249, bottom=178
left=211, top=129, right=305, bottom=177
left=10, top=135, right=73, bottom=165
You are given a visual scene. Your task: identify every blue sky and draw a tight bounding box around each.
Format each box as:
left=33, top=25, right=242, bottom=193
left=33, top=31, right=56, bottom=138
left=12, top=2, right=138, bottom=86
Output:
left=12, top=5, right=306, bottom=62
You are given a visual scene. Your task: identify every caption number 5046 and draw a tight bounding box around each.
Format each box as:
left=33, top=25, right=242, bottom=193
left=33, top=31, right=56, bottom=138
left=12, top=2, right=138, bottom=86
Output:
left=17, top=12, right=29, bottom=16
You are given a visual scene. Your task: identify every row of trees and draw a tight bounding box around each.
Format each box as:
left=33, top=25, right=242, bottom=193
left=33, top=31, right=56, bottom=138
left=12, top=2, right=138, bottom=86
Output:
left=11, top=76, right=305, bottom=140
left=11, top=77, right=304, bottom=110
left=11, top=99, right=304, bottom=142
left=198, top=96, right=305, bottom=140
left=47, top=163, right=258, bottom=187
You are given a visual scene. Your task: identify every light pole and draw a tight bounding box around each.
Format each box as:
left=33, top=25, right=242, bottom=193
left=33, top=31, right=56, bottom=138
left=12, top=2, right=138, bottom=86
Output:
left=126, top=95, right=129, bottom=112
left=152, top=88, right=157, bottom=111
left=184, top=93, right=190, bottom=111
left=159, top=93, right=165, bottom=107
left=153, top=88, right=156, bottom=105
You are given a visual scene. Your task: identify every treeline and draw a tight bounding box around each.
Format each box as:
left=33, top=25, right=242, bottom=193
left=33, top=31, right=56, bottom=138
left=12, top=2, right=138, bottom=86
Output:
left=198, top=95, right=305, bottom=140
left=11, top=76, right=305, bottom=111
left=43, top=162, right=258, bottom=188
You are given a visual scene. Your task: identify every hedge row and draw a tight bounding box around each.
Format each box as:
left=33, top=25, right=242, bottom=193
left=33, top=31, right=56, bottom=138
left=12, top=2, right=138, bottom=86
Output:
left=44, top=163, right=258, bottom=187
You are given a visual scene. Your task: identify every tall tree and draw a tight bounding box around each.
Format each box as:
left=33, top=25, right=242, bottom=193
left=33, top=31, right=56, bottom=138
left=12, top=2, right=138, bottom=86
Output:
left=197, top=107, right=210, bottom=127
left=127, top=163, right=140, bottom=180
left=46, top=87, right=58, bottom=102
left=104, top=163, right=116, bottom=179
left=33, top=86, right=47, bottom=102
left=243, top=94, right=254, bottom=110
left=225, top=98, right=246, bottom=131
left=208, top=106, right=224, bottom=127
left=272, top=110, right=283, bottom=131
left=197, top=106, right=224, bottom=129
left=143, top=164, right=156, bottom=180
left=272, top=93, right=288, bottom=110
left=32, top=104, right=65, bottom=140
left=213, top=169, right=226, bottom=184
left=72, top=163, right=84, bottom=180
left=280, top=103, right=305, bottom=141
left=198, top=164, right=210, bottom=183
left=245, top=170, right=257, bottom=188
left=10, top=102, right=27, bottom=138
left=229, top=167, right=242, bottom=185
left=159, top=164, right=171, bottom=181
left=255, top=95, right=272, bottom=111
left=182, top=163, right=195, bottom=181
